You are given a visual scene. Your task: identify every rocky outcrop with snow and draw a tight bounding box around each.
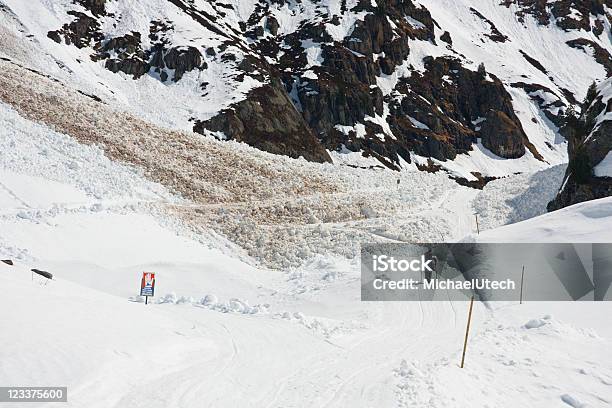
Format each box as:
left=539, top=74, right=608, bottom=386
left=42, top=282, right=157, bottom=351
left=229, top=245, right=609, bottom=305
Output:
left=0, top=0, right=610, bottom=180
left=548, top=78, right=612, bottom=210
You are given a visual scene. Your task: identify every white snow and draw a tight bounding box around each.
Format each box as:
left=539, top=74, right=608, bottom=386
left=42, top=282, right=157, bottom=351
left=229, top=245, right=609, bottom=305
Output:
left=471, top=196, right=612, bottom=243
left=301, top=39, right=324, bottom=69
left=594, top=151, right=612, bottom=178
left=473, top=165, right=566, bottom=230
left=408, top=115, right=430, bottom=130
left=395, top=303, right=612, bottom=408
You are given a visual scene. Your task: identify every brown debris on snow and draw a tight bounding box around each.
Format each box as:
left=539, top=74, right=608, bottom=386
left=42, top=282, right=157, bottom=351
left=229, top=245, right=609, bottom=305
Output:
left=0, top=59, right=458, bottom=268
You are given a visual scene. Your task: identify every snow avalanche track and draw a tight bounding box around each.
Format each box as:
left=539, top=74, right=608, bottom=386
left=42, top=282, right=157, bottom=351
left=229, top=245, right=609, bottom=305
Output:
left=0, top=48, right=611, bottom=408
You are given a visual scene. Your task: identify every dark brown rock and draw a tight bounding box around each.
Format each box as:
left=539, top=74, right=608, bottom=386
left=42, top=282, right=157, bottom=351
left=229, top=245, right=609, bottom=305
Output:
left=105, top=57, right=148, bottom=78
left=47, top=11, right=103, bottom=49
left=501, top=0, right=607, bottom=32
left=440, top=31, right=452, bottom=46
left=194, top=79, right=332, bottom=163
left=102, top=32, right=142, bottom=55
left=388, top=57, right=535, bottom=161
left=266, top=16, right=279, bottom=35
left=254, top=25, right=265, bottom=38
left=75, top=0, right=107, bottom=16
left=31, top=268, right=53, bottom=280
left=163, top=46, right=204, bottom=81
left=479, top=110, right=526, bottom=158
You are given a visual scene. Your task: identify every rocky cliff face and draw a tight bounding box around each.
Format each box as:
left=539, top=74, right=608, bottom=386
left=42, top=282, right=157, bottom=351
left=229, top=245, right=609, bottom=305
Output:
left=194, top=78, right=332, bottom=163
left=548, top=79, right=612, bottom=210
left=4, top=0, right=611, bottom=181
left=502, top=0, right=608, bottom=32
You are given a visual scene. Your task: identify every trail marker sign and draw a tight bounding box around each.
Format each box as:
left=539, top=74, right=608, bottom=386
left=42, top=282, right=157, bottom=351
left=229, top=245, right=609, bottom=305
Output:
left=140, top=272, right=156, bottom=304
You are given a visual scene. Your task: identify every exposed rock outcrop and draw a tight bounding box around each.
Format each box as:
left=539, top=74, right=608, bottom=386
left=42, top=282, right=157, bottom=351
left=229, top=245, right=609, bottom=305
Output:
left=390, top=57, right=537, bottom=161
left=47, top=11, right=103, bottom=48
left=501, top=0, right=607, bottom=32
left=265, top=16, right=279, bottom=36
left=510, top=82, right=567, bottom=127
left=161, top=46, right=204, bottom=81
left=548, top=79, right=612, bottom=210
left=194, top=79, right=332, bottom=163
left=96, top=32, right=149, bottom=78
left=479, top=110, right=526, bottom=158
left=39, top=0, right=600, bottom=171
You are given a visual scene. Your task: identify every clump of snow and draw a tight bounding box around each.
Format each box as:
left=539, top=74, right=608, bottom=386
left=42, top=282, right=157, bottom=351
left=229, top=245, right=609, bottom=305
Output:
left=142, top=293, right=271, bottom=314
left=197, top=296, right=270, bottom=315
left=560, top=394, right=586, bottom=408
left=523, top=317, right=549, bottom=329
left=274, top=310, right=364, bottom=338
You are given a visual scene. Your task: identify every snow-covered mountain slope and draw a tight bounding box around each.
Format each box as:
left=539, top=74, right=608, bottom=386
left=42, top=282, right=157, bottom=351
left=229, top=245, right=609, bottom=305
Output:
left=472, top=163, right=567, bottom=229
left=1, top=2, right=611, bottom=407
left=473, top=195, right=612, bottom=242
left=5, top=252, right=611, bottom=408
left=1, top=0, right=610, bottom=180
left=0, top=60, right=480, bottom=269
left=1, top=56, right=611, bottom=407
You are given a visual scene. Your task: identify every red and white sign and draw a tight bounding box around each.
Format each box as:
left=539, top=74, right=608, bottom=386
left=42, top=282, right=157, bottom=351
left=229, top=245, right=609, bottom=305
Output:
left=140, top=272, right=156, bottom=297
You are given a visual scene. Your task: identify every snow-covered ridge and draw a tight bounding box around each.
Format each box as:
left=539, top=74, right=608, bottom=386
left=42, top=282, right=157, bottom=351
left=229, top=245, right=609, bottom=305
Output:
left=471, top=195, right=612, bottom=243
left=591, top=77, right=612, bottom=134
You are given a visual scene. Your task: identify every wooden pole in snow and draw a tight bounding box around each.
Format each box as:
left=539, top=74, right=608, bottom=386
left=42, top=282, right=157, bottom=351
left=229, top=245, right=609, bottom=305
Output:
left=460, top=294, right=475, bottom=368
left=474, top=213, right=480, bottom=235
left=520, top=265, right=525, bottom=304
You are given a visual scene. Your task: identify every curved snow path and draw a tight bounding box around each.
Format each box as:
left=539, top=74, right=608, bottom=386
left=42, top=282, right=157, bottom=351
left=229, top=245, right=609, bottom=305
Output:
left=66, top=300, right=481, bottom=408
